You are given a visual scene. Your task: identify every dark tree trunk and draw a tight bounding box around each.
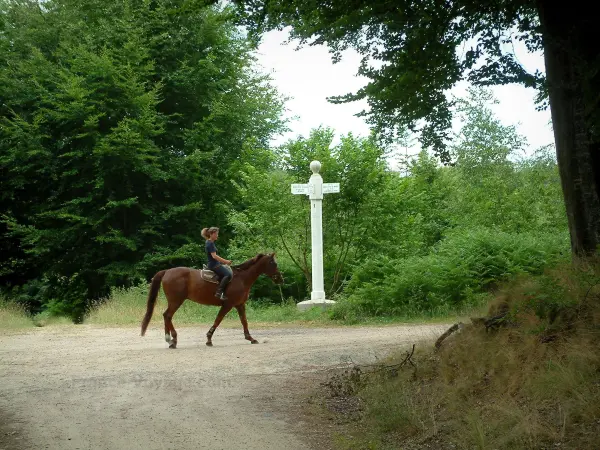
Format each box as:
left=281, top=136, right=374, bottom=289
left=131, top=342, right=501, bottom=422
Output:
left=536, top=0, right=600, bottom=256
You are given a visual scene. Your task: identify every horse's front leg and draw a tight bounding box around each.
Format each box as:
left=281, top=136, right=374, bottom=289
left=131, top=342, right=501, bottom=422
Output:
left=235, top=303, right=258, bottom=344
left=206, top=304, right=233, bottom=346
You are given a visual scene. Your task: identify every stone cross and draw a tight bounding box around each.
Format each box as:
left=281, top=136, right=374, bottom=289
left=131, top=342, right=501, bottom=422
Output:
left=291, top=161, right=340, bottom=311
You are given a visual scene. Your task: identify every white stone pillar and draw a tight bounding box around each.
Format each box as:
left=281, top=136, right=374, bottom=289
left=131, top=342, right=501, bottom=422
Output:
left=293, top=161, right=338, bottom=311
left=309, top=161, right=326, bottom=301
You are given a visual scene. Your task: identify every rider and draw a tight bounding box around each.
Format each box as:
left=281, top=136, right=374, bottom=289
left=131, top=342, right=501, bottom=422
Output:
left=202, top=227, right=233, bottom=301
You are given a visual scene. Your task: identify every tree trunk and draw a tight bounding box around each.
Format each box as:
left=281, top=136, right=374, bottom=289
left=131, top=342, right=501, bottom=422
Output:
left=536, top=1, right=600, bottom=256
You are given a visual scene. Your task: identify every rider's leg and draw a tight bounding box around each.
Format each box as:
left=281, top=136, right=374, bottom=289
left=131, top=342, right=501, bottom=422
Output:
left=213, top=265, right=232, bottom=301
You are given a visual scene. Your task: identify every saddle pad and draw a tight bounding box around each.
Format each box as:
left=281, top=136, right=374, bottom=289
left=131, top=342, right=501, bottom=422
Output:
left=200, top=269, right=220, bottom=284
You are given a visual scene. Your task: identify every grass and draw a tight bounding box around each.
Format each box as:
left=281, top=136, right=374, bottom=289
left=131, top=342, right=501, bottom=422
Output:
left=31, top=311, right=74, bottom=328
left=321, top=261, right=600, bottom=450
left=0, top=298, right=33, bottom=329
left=0, top=298, right=79, bottom=330
left=1, top=296, right=84, bottom=330
left=1, top=281, right=485, bottom=330
left=85, top=283, right=334, bottom=327
left=84, top=282, right=483, bottom=328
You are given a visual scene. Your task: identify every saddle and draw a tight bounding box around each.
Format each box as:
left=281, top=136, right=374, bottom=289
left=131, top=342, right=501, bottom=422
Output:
left=200, top=265, right=220, bottom=284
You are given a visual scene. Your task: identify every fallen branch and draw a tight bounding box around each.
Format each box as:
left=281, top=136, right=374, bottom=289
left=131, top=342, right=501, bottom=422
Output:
left=382, top=343, right=416, bottom=371
left=470, top=311, right=515, bottom=331
left=435, top=323, right=464, bottom=350
left=484, top=311, right=511, bottom=330
left=357, top=344, right=416, bottom=373
left=539, top=333, right=558, bottom=343
left=321, top=344, right=417, bottom=397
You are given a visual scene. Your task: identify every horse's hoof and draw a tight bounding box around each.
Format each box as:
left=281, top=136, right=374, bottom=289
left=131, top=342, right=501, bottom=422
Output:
left=169, top=343, right=177, bottom=349
left=251, top=339, right=259, bottom=344
left=206, top=342, right=213, bottom=347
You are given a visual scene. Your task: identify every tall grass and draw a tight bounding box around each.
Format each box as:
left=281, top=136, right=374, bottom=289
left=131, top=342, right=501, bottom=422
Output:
left=0, top=298, right=33, bottom=329
left=0, top=297, right=76, bottom=329
left=327, top=261, right=600, bottom=450
left=85, top=283, right=332, bottom=326
left=85, top=281, right=487, bottom=327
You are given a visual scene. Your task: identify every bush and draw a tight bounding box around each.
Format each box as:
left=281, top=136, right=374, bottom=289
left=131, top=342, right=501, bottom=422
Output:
left=325, top=261, right=600, bottom=450
left=332, top=228, right=570, bottom=318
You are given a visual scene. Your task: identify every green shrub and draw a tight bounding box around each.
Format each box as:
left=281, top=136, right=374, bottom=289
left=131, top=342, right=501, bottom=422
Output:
left=332, top=228, right=569, bottom=318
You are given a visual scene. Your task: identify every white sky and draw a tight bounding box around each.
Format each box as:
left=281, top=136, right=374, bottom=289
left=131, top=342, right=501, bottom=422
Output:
left=254, top=29, right=555, bottom=162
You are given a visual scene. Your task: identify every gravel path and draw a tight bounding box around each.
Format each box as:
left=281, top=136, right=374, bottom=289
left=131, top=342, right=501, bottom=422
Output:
left=0, top=323, right=447, bottom=450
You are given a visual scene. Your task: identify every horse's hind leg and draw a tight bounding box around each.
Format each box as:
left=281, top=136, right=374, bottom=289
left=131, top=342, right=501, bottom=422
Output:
left=235, top=304, right=258, bottom=344
left=206, top=304, right=233, bottom=347
left=163, top=298, right=183, bottom=349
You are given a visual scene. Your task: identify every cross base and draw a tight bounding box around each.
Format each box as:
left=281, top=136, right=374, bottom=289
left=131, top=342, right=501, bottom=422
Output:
left=296, top=299, right=336, bottom=312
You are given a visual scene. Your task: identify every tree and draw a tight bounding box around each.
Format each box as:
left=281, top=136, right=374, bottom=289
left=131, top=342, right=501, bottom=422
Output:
left=447, top=87, right=525, bottom=229
left=229, top=127, right=389, bottom=298
left=0, top=0, right=285, bottom=318
left=233, top=0, right=600, bottom=256
left=444, top=87, right=567, bottom=234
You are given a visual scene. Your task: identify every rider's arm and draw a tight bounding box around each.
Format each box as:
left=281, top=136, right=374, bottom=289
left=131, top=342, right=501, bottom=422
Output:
left=211, top=252, right=231, bottom=265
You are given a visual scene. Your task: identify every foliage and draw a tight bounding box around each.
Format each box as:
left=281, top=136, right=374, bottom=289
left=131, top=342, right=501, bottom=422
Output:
left=443, top=87, right=566, bottom=233
left=233, top=0, right=545, bottom=160
left=0, top=0, right=285, bottom=319
left=0, top=1, right=570, bottom=322
left=325, top=262, right=600, bottom=449
left=234, top=0, right=600, bottom=257
left=231, top=88, right=568, bottom=317
left=229, top=128, right=390, bottom=297
left=333, top=227, right=569, bottom=320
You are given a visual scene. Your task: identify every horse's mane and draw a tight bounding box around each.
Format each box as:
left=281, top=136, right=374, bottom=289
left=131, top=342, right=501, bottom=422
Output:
left=232, top=254, right=265, bottom=271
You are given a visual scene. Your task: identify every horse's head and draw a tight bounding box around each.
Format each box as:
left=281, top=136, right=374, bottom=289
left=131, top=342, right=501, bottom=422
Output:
left=263, top=253, right=284, bottom=285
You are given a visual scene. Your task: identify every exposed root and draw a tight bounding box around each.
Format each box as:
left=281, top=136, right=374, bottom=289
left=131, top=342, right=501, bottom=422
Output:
left=435, top=323, right=464, bottom=350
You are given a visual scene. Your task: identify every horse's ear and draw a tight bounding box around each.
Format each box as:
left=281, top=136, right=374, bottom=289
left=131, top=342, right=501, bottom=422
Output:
left=271, top=252, right=276, bottom=257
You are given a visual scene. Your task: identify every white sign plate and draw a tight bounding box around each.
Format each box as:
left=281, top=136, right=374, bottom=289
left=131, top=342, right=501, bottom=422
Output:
left=322, top=183, right=340, bottom=194
left=291, top=184, right=310, bottom=195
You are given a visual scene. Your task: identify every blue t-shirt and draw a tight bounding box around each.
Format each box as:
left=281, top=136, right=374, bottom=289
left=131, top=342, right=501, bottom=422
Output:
left=205, top=240, right=219, bottom=269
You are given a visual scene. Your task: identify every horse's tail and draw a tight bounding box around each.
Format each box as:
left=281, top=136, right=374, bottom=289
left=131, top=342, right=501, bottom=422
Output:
left=141, top=270, right=166, bottom=336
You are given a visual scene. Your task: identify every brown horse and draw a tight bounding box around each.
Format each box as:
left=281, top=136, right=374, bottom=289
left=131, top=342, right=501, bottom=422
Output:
left=140, top=253, right=283, bottom=348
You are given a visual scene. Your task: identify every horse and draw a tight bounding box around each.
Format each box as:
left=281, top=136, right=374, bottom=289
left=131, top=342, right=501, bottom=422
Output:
left=140, top=253, right=283, bottom=348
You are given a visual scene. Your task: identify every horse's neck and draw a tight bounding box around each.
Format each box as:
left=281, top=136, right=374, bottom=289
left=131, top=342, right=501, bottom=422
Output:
left=240, top=258, right=266, bottom=285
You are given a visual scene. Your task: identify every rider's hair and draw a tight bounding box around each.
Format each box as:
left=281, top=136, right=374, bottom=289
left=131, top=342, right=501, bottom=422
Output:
left=201, top=227, right=219, bottom=239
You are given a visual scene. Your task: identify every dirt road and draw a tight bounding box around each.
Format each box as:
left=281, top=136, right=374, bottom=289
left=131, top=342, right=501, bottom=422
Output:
left=1, top=323, right=447, bottom=450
